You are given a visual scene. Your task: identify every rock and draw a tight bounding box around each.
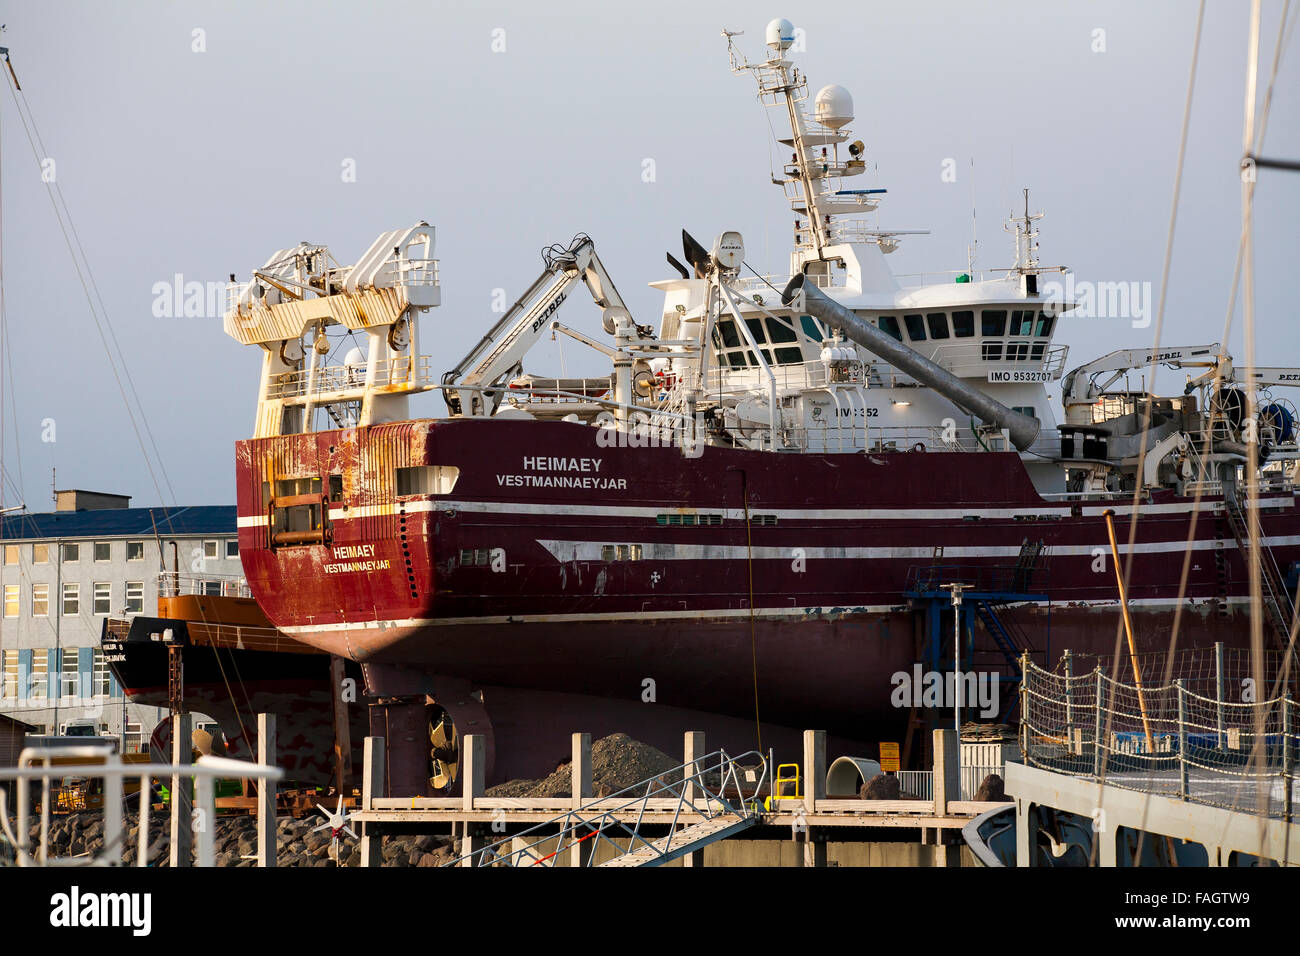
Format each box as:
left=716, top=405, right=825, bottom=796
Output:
left=860, top=774, right=901, bottom=800
left=974, top=774, right=1005, bottom=802
left=416, top=852, right=441, bottom=867
left=407, top=848, right=423, bottom=867
left=484, top=733, right=679, bottom=799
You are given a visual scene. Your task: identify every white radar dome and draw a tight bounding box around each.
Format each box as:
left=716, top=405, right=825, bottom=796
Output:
left=765, top=18, right=794, bottom=51
left=814, top=85, right=854, bottom=130
left=344, top=346, right=366, bottom=367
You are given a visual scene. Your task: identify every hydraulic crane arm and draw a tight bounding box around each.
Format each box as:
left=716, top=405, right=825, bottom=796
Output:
left=442, top=234, right=632, bottom=416
left=1061, top=344, right=1222, bottom=407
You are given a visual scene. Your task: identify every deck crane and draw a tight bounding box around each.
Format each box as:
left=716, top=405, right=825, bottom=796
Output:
left=1060, top=344, right=1223, bottom=424
left=442, top=234, right=636, bottom=416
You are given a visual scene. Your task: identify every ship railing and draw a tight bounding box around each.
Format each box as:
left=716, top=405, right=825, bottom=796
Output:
left=266, top=355, right=432, bottom=399
left=158, top=572, right=251, bottom=600
left=1021, top=658, right=1298, bottom=820
left=728, top=271, right=833, bottom=299
left=926, top=341, right=1067, bottom=381
left=905, top=564, right=1047, bottom=597
left=1038, top=489, right=1152, bottom=503
left=0, top=744, right=283, bottom=867
left=894, top=269, right=1006, bottom=287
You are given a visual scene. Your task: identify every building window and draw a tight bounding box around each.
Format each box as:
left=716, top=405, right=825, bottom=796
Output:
left=126, top=541, right=144, bottom=561
left=30, top=649, right=48, bottom=699
left=1, top=650, right=16, bottom=699
left=93, top=541, right=111, bottom=562
left=226, top=539, right=239, bottom=559
left=32, top=583, right=48, bottom=617
left=3, top=544, right=18, bottom=565
left=93, top=582, right=111, bottom=615
left=125, top=581, right=144, bottom=613
left=203, top=540, right=219, bottom=560
left=3, top=584, right=17, bottom=618
left=124, top=722, right=143, bottom=753
left=32, top=543, right=49, bottom=564
left=62, top=543, right=80, bottom=563
left=61, top=647, right=78, bottom=697
left=62, top=582, right=79, bottom=616
left=93, top=648, right=111, bottom=697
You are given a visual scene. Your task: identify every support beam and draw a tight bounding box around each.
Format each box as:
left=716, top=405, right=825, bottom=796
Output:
left=460, top=735, right=485, bottom=866
left=257, top=713, right=276, bottom=867
left=802, top=730, right=827, bottom=868
left=933, top=728, right=959, bottom=818
left=169, top=713, right=192, bottom=868
left=570, top=733, right=593, bottom=868
left=682, top=731, right=705, bottom=868
left=329, top=655, right=353, bottom=795
left=359, top=736, right=385, bottom=868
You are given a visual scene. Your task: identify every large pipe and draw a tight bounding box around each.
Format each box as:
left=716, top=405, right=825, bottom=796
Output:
left=782, top=275, right=1042, bottom=451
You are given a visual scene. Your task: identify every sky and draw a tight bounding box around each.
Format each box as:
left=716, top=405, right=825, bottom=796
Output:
left=0, top=0, right=1296, bottom=508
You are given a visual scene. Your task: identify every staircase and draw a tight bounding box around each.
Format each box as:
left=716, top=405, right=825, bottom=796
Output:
left=446, top=749, right=768, bottom=868
left=1222, top=494, right=1293, bottom=650
left=972, top=601, right=1037, bottom=722
left=599, top=816, right=757, bottom=867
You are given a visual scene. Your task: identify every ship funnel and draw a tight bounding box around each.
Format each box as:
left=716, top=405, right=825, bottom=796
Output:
left=781, top=275, right=1042, bottom=452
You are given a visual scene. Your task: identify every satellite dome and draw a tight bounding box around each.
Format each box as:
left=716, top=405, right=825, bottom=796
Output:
left=814, top=85, right=854, bottom=130
left=344, top=346, right=366, bottom=367
left=765, top=18, right=794, bottom=50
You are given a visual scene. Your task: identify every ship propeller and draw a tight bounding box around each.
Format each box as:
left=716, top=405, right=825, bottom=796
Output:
left=428, top=710, right=459, bottom=791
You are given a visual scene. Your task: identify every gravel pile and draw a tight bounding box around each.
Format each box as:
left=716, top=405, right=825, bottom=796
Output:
left=487, top=733, right=681, bottom=799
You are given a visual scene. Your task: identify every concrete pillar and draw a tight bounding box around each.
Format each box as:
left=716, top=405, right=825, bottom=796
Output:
left=1097, top=825, right=1117, bottom=867
left=569, top=733, right=593, bottom=868
left=460, top=735, right=486, bottom=867
left=1015, top=799, right=1033, bottom=867
left=169, top=713, right=192, bottom=868
left=801, top=730, right=827, bottom=868
left=932, top=841, right=962, bottom=867
left=256, top=713, right=276, bottom=868
left=359, top=736, right=385, bottom=868
left=802, top=730, right=826, bottom=815
left=932, top=728, right=959, bottom=818
left=682, top=731, right=705, bottom=868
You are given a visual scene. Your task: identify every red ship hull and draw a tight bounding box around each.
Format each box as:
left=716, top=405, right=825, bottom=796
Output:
left=235, top=418, right=1296, bottom=784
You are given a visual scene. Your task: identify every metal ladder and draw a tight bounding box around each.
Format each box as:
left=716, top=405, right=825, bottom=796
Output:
left=1222, top=494, right=1293, bottom=650
left=446, top=749, right=768, bottom=868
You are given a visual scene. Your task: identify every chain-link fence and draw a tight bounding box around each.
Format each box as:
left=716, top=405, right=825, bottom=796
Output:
left=1022, top=654, right=1297, bottom=820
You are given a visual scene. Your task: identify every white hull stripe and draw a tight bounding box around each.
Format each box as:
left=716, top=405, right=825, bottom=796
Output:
left=234, top=495, right=1295, bottom=527
left=278, top=595, right=1249, bottom=634
left=535, top=536, right=1300, bottom=562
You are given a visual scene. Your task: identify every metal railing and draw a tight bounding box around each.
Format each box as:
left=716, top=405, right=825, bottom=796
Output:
left=158, top=571, right=251, bottom=599
left=446, top=749, right=768, bottom=868
left=1021, top=657, right=1298, bottom=820
left=0, top=744, right=282, bottom=867
left=895, top=766, right=1009, bottom=801
left=266, top=355, right=432, bottom=399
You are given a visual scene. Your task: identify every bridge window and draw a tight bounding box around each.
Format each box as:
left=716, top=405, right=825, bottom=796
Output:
left=952, top=311, right=975, bottom=337
left=926, top=313, right=949, bottom=339
left=799, top=315, right=826, bottom=342
left=1009, top=310, right=1035, bottom=336
left=981, top=310, right=1007, bottom=336
left=877, top=316, right=902, bottom=341
left=1031, top=343, right=1045, bottom=360
left=981, top=343, right=1003, bottom=361
left=1035, top=312, right=1056, bottom=337
left=903, top=314, right=926, bottom=341
left=1006, top=342, right=1030, bottom=361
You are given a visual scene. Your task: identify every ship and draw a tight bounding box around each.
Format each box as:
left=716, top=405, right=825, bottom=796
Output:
left=100, top=571, right=369, bottom=788
left=219, top=20, right=1300, bottom=793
